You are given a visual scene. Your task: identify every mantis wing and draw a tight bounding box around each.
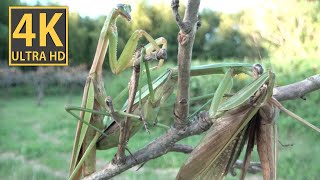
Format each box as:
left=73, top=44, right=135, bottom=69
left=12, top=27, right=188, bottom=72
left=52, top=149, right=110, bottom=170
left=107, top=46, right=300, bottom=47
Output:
left=176, top=104, right=261, bottom=180
left=69, top=78, right=95, bottom=175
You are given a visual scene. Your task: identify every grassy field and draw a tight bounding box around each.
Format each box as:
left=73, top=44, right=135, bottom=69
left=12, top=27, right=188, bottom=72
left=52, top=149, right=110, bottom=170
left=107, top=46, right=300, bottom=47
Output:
left=1, top=59, right=320, bottom=179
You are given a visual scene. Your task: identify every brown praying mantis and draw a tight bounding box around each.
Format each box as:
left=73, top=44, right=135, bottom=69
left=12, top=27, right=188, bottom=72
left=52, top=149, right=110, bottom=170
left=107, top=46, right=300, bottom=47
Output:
left=176, top=64, right=320, bottom=180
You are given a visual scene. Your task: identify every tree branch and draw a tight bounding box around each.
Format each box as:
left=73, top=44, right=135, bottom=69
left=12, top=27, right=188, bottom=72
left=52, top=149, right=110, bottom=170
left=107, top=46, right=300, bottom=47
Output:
left=172, top=0, right=200, bottom=128
left=273, top=74, right=320, bottom=101
left=170, top=144, right=193, bottom=154
left=83, top=112, right=211, bottom=180
left=230, top=160, right=262, bottom=175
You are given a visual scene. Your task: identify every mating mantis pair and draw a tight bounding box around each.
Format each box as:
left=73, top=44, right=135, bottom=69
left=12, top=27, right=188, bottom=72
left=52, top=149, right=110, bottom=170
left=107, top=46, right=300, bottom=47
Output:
left=65, top=3, right=320, bottom=180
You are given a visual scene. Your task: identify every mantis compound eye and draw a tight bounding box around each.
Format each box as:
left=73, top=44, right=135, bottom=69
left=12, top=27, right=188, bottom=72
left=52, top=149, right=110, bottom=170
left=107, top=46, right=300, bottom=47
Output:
left=116, top=4, right=132, bottom=21
left=252, top=64, right=264, bottom=79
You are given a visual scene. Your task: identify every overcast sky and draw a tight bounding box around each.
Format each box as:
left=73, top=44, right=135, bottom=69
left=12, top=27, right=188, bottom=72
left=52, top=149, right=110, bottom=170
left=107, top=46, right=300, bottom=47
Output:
left=20, top=0, right=262, bottom=18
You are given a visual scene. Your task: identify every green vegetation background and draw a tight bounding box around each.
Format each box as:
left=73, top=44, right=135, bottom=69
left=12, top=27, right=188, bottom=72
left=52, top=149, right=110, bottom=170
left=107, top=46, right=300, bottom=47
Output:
left=1, top=0, right=320, bottom=179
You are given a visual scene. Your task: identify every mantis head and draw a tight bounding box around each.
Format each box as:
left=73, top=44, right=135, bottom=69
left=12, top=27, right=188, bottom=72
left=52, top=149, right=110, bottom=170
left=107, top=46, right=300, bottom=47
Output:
left=116, top=4, right=132, bottom=21
left=252, top=64, right=264, bottom=79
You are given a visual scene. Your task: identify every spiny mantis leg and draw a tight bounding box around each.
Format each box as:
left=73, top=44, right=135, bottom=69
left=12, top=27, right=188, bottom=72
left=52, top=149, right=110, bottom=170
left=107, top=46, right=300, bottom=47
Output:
left=144, top=53, right=155, bottom=103
left=273, top=122, right=278, bottom=180
left=138, top=48, right=150, bottom=133
left=116, top=48, right=143, bottom=164
left=105, top=96, right=121, bottom=125
left=66, top=105, right=109, bottom=138
left=109, top=30, right=167, bottom=74
left=65, top=105, right=141, bottom=136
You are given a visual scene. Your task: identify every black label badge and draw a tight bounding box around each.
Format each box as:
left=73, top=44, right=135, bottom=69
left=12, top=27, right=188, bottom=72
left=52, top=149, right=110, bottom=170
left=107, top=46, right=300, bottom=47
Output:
left=9, top=6, right=68, bottom=66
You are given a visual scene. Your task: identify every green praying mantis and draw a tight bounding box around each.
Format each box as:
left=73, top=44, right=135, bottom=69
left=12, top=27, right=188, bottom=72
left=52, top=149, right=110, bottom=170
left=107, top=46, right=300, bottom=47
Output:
left=66, top=4, right=168, bottom=179
left=176, top=65, right=320, bottom=180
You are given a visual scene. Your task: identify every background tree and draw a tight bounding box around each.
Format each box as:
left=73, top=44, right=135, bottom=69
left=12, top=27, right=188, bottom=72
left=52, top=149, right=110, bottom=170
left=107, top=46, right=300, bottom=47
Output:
left=0, top=0, right=20, bottom=60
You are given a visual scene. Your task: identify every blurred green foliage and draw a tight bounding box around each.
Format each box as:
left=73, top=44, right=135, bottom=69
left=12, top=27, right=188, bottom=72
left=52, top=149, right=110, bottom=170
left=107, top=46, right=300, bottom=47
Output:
left=0, top=0, right=20, bottom=59
left=2, top=0, right=319, bottom=65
